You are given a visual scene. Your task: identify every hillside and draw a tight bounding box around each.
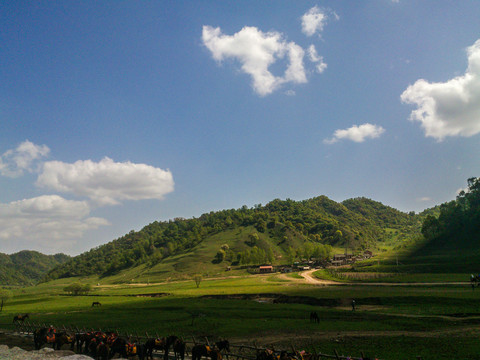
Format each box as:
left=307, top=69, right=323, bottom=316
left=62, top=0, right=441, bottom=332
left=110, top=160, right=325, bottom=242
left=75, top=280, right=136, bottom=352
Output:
left=44, top=196, right=423, bottom=282
left=397, top=177, right=480, bottom=272
left=0, top=251, right=70, bottom=285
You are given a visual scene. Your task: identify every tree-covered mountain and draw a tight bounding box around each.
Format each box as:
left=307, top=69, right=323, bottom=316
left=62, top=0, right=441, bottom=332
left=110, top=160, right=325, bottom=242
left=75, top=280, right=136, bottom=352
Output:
left=44, top=196, right=423, bottom=281
left=417, top=177, right=480, bottom=253
left=0, top=251, right=70, bottom=285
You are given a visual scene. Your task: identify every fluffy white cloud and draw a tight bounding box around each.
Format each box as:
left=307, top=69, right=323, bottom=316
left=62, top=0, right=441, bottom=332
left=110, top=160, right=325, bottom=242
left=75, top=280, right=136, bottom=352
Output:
left=36, top=157, right=174, bottom=205
left=308, top=45, right=327, bottom=73
left=301, top=6, right=328, bottom=37
left=0, top=140, right=50, bottom=177
left=202, top=25, right=307, bottom=96
left=401, top=39, right=480, bottom=140
left=324, top=123, right=386, bottom=144
left=0, top=195, right=109, bottom=250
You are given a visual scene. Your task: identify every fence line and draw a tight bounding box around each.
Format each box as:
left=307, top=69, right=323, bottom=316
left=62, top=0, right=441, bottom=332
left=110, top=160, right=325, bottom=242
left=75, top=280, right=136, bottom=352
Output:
left=11, top=320, right=390, bottom=360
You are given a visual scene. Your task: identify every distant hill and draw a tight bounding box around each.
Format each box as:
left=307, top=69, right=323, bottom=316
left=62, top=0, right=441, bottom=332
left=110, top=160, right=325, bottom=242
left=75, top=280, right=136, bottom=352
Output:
left=44, top=196, right=424, bottom=282
left=399, top=177, right=480, bottom=273
left=0, top=250, right=70, bottom=285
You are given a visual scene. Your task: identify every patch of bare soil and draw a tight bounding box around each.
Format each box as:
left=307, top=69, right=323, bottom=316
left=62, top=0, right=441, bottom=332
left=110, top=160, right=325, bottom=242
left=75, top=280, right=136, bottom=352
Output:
left=0, top=330, right=35, bottom=351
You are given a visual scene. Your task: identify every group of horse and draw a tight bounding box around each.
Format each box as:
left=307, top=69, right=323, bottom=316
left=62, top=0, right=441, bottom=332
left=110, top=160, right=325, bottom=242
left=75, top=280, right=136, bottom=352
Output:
left=31, top=326, right=230, bottom=360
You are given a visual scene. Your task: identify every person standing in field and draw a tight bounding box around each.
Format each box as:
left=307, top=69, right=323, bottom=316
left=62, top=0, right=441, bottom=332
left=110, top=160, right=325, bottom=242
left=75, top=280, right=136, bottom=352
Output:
left=351, top=299, right=356, bottom=311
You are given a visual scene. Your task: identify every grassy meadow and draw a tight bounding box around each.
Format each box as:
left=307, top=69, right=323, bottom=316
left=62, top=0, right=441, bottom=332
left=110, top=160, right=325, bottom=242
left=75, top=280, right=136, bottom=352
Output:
left=2, top=272, right=480, bottom=359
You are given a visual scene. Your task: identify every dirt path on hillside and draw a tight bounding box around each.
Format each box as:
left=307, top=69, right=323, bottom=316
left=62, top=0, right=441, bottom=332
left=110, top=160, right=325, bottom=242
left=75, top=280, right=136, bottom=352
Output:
left=296, top=269, right=470, bottom=287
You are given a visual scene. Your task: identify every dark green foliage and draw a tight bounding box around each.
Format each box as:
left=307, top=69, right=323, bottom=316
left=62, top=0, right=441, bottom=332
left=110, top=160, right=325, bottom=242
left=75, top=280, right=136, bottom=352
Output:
left=63, top=282, right=92, bottom=295
left=401, top=177, right=480, bottom=272
left=0, top=250, right=70, bottom=285
left=416, top=177, right=480, bottom=252
left=44, top=196, right=422, bottom=280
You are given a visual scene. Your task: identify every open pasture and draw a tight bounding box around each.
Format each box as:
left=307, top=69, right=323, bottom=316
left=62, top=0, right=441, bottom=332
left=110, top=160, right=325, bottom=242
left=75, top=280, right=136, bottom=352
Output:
left=2, top=275, right=480, bottom=359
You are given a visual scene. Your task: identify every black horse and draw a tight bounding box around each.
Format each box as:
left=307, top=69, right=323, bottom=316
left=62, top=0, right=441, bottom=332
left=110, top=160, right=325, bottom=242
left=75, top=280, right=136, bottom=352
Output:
left=53, top=331, right=76, bottom=350
left=33, top=327, right=57, bottom=350
left=109, top=337, right=128, bottom=358
left=172, top=338, right=186, bottom=360
left=215, top=340, right=230, bottom=353
left=145, top=337, right=166, bottom=360
left=256, top=349, right=277, bottom=360
left=13, top=313, right=29, bottom=323
left=191, top=344, right=223, bottom=360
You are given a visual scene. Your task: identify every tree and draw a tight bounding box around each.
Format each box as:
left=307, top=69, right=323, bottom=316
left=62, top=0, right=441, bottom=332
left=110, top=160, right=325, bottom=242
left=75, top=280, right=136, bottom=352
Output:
left=286, top=246, right=296, bottom=264
left=63, top=282, right=91, bottom=296
left=0, top=289, right=13, bottom=312
left=193, top=274, right=202, bottom=288
left=215, top=249, right=226, bottom=263
left=247, top=232, right=259, bottom=246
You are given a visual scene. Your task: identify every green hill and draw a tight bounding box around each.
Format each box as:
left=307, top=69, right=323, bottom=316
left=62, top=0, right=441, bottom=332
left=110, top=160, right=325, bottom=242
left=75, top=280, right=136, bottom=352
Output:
left=0, top=250, right=70, bottom=285
left=397, top=177, right=480, bottom=273
left=44, top=196, right=423, bottom=282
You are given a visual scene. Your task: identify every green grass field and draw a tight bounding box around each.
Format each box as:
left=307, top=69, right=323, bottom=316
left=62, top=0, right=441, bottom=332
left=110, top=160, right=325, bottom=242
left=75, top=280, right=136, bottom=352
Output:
left=2, top=274, right=480, bottom=359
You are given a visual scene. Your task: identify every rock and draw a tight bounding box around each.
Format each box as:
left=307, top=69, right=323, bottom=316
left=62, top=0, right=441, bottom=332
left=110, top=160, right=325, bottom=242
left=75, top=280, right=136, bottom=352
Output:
left=0, top=345, right=94, bottom=359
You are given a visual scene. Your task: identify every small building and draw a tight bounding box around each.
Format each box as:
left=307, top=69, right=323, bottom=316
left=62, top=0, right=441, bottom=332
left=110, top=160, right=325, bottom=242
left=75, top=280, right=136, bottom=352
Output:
left=364, top=250, right=373, bottom=258
left=259, top=265, right=274, bottom=273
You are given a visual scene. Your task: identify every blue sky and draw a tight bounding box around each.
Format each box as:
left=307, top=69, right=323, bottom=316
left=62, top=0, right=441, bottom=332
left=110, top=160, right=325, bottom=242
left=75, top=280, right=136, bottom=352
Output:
left=1, top=1, right=480, bottom=255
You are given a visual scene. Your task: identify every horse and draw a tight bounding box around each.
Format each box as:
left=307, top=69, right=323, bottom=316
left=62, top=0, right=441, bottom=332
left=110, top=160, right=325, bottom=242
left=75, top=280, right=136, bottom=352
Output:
left=309, top=312, right=319, bottom=323
left=172, top=338, right=186, bottom=360
left=95, top=341, right=110, bottom=360
left=13, top=313, right=29, bottom=323
left=53, top=331, right=76, bottom=350
left=145, top=337, right=166, bottom=360
left=256, top=349, right=277, bottom=360
left=191, top=344, right=223, bottom=360
left=75, top=331, right=95, bottom=353
left=33, top=327, right=57, bottom=350
left=215, top=340, right=230, bottom=353
left=92, top=301, right=102, bottom=307
left=110, top=337, right=145, bottom=360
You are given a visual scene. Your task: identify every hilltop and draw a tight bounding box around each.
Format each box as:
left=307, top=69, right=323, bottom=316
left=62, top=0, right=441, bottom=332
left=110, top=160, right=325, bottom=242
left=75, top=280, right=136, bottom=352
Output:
left=43, top=196, right=424, bottom=283
left=0, top=251, right=70, bottom=286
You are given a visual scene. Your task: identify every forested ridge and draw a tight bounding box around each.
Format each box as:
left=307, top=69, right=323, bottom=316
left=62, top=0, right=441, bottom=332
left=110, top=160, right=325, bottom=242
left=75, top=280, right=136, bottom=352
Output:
left=44, top=196, right=423, bottom=281
left=419, top=177, right=480, bottom=252
left=0, top=251, right=70, bottom=285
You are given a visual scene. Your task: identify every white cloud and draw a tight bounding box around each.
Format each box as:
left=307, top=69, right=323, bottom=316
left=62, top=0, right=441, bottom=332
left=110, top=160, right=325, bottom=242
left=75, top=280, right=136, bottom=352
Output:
left=324, top=123, right=386, bottom=144
left=0, top=140, right=50, bottom=177
left=36, top=157, right=174, bottom=205
left=0, top=195, right=109, bottom=250
left=308, top=45, right=327, bottom=73
left=418, top=197, right=432, bottom=202
left=401, top=39, right=480, bottom=140
left=202, top=25, right=307, bottom=96
left=301, top=6, right=328, bottom=37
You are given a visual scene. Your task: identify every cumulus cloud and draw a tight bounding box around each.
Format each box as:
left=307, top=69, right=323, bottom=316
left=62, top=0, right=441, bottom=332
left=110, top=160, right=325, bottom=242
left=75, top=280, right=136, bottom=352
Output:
left=308, top=45, right=327, bottom=73
left=324, top=123, right=386, bottom=144
left=0, top=140, right=50, bottom=177
left=0, top=195, right=109, bottom=250
left=401, top=39, right=480, bottom=140
left=301, top=6, right=328, bottom=37
left=202, top=25, right=307, bottom=96
left=36, top=157, right=175, bottom=205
